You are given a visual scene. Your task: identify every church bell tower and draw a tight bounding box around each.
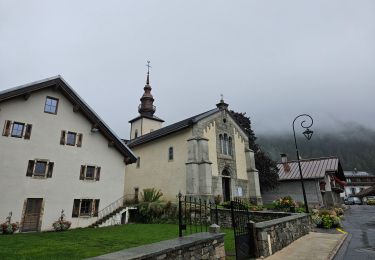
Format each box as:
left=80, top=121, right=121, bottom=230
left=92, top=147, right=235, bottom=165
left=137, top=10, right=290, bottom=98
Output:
left=129, top=61, right=164, bottom=139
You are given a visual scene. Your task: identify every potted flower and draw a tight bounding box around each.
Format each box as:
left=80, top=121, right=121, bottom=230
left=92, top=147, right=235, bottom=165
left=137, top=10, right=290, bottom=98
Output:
left=1, top=212, right=19, bottom=234
left=52, top=210, right=71, bottom=232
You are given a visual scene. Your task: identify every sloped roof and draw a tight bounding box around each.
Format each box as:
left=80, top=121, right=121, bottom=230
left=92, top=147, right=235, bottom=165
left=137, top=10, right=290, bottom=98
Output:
left=344, top=171, right=375, bottom=177
left=129, top=114, right=165, bottom=123
left=356, top=185, right=375, bottom=198
left=126, top=108, right=220, bottom=147
left=0, top=76, right=137, bottom=164
left=277, top=157, right=345, bottom=181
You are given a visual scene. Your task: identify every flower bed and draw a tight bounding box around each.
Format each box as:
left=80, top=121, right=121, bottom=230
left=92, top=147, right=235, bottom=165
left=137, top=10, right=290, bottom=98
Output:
left=311, top=209, right=342, bottom=229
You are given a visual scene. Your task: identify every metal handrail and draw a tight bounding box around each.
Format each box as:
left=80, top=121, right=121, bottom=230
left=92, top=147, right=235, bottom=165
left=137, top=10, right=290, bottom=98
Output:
left=93, top=194, right=136, bottom=224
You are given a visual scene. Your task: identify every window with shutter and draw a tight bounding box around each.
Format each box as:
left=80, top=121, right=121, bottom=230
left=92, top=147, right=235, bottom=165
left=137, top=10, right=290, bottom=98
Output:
left=79, top=165, right=85, bottom=180
left=66, top=132, right=76, bottom=146
left=2, top=120, right=12, bottom=136
left=26, top=160, right=35, bottom=177
left=47, top=162, right=54, bottom=178
left=60, top=130, right=66, bottom=145
left=80, top=199, right=92, bottom=216
left=93, top=199, right=100, bottom=217
left=24, top=124, right=32, bottom=140
left=95, top=167, right=101, bottom=181
left=86, top=166, right=95, bottom=179
left=11, top=122, right=25, bottom=138
left=76, top=133, right=83, bottom=147
left=72, top=199, right=80, bottom=217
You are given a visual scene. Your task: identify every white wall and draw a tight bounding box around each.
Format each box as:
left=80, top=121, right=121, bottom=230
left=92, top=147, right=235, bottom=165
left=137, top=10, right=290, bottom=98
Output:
left=0, top=88, right=126, bottom=231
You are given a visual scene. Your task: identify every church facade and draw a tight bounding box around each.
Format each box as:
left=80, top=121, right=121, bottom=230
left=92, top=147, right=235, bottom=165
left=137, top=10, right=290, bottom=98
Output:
left=124, top=72, right=262, bottom=204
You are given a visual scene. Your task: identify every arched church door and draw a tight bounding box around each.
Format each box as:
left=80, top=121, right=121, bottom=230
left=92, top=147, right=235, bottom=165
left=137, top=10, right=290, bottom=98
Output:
left=222, top=169, right=231, bottom=202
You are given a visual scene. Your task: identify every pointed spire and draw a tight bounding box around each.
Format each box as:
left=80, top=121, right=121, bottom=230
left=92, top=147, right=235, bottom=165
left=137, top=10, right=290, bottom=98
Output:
left=139, top=60, right=156, bottom=116
left=216, top=94, right=229, bottom=110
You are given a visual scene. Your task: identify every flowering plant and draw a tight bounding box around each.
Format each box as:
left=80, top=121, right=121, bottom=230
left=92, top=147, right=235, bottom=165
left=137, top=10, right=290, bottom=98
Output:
left=1, top=212, right=19, bottom=234
left=312, top=209, right=341, bottom=229
left=273, top=196, right=298, bottom=211
left=52, top=210, right=71, bottom=232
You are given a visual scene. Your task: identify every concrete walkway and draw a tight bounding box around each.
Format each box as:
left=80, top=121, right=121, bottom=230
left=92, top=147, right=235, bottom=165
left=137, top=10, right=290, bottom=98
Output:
left=261, top=232, right=347, bottom=260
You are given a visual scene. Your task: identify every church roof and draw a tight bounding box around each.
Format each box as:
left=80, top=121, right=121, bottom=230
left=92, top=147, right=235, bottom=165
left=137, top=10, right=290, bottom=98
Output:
left=126, top=108, right=220, bottom=147
left=128, top=114, right=165, bottom=123
left=0, top=76, right=137, bottom=164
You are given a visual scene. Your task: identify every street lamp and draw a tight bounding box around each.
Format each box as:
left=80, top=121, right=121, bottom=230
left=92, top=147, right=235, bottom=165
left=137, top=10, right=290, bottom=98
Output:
left=292, top=114, right=314, bottom=213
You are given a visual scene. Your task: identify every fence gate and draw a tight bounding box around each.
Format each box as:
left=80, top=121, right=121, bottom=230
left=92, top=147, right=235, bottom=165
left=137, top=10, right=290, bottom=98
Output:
left=231, top=198, right=254, bottom=260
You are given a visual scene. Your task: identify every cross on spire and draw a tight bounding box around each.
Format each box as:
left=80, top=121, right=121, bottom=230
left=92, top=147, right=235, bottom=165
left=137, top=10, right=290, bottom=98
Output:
left=146, top=60, right=151, bottom=85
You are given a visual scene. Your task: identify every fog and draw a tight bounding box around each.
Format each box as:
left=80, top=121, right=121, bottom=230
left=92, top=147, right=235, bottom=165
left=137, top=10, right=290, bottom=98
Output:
left=1, top=0, right=374, bottom=138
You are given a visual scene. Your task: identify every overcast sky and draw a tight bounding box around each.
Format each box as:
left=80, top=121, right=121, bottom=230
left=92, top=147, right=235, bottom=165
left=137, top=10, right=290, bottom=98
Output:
left=1, top=1, right=374, bottom=138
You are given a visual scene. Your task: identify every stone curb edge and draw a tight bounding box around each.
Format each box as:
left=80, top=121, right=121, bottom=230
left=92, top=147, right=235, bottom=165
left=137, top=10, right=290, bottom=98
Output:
left=328, top=233, right=350, bottom=260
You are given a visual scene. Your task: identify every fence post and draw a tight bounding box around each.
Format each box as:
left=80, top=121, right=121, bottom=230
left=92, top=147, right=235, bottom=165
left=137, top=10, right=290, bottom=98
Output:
left=247, top=221, right=258, bottom=258
left=215, top=203, right=219, bottom=225
left=178, top=192, right=183, bottom=237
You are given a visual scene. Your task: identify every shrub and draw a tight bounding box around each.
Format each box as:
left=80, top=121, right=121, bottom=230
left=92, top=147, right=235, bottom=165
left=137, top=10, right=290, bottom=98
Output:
left=312, top=209, right=341, bottom=229
left=220, top=200, right=263, bottom=211
left=367, top=200, right=375, bottom=206
left=1, top=212, right=19, bottom=235
left=52, top=210, right=71, bottom=232
left=136, top=201, right=178, bottom=224
left=142, top=188, right=163, bottom=202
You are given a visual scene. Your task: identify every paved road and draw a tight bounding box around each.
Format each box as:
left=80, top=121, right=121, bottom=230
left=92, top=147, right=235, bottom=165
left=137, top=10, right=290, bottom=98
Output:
left=336, top=205, right=375, bottom=260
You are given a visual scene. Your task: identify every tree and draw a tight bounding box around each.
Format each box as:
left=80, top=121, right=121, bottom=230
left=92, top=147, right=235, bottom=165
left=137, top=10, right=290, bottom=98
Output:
left=230, top=111, right=279, bottom=191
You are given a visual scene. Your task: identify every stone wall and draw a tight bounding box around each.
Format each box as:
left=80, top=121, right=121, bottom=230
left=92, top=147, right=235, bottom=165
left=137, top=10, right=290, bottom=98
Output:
left=255, top=213, right=311, bottom=257
left=215, top=208, right=291, bottom=228
left=87, top=232, right=225, bottom=260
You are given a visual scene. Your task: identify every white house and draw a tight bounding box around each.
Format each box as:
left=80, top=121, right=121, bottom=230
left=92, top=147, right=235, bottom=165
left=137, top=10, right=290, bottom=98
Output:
left=0, top=76, right=136, bottom=232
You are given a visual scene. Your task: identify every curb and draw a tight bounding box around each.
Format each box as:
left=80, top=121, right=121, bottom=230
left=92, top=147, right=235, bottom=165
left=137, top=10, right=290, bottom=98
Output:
left=328, top=233, right=350, bottom=260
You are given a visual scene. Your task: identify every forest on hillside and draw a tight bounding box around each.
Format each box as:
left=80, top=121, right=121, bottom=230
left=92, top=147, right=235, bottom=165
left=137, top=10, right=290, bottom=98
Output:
left=257, top=124, right=375, bottom=173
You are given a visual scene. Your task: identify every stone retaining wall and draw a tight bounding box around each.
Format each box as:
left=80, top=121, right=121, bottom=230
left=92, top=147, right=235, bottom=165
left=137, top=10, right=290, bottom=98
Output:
left=255, top=213, right=311, bottom=257
left=215, top=208, right=291, bottom=228
left=86, top=232, right=225, bottom=260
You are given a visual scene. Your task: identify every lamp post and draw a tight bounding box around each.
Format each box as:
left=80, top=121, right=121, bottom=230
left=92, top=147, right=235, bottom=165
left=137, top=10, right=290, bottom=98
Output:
left=292, top=114, right=314, bottom=213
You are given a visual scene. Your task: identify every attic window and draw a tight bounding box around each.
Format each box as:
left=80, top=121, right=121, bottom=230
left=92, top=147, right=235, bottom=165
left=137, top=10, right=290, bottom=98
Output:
left=44, top=97, right=59, bottom=114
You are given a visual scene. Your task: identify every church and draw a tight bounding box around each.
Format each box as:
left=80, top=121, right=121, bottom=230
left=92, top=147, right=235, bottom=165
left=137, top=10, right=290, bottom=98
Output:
left=124, top=69, right=262, bottom=204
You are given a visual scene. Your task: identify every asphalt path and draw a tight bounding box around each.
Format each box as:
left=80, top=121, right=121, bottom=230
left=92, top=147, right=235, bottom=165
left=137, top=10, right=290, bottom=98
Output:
left=335, top=205, right=375, bottom=260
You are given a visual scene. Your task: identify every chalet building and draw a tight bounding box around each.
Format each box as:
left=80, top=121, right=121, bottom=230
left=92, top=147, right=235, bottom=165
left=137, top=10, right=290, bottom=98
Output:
left=124, top=71, right=262, bottom=204
left=262, top=155, right=346, bottom=207
left=0, top=76, right=136, bottom=232
left=343, top=170, right=375, bottom=198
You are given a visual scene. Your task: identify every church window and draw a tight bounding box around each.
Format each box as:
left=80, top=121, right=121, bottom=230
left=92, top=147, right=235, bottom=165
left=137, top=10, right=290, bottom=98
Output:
left=228, top=137, right=233, bottom=156
left=136, top=157, right=140, bottom=168
left=168, top=147, right=174, bottom=161
left=135, top=129, right=138, bottom=138
left=223, top=134, right=228, bottom=155
left=219, top=134, right=224, bottom=154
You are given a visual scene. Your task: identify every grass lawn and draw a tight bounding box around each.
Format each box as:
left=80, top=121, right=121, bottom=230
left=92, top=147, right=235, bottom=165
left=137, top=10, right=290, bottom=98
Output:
left=0, top=224, right=235, bottom=259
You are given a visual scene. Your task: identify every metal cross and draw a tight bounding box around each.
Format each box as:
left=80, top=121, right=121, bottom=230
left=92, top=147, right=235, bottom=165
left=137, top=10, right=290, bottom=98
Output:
left=146, top=60, right=151, bottom=73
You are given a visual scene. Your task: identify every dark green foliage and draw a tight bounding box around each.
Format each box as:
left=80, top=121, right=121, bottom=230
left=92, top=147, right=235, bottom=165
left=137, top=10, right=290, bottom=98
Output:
left=257, top=125, right=375, bottom=173
left=141, top=188, right=163, bottom=202
left=230, top=111, right=279, bottom=191
left=135, top=201, right=178, bottom=224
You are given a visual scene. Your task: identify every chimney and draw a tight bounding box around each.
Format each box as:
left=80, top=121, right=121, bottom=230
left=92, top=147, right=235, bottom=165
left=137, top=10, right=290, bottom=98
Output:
left=281, top=153, right=290, bottom=172
left=280, top=153, right=288, bottom=163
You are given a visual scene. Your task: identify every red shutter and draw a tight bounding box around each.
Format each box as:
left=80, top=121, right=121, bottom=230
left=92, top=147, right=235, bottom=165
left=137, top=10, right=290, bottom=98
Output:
left=93, top=199, right=100, bottom=217
left=76, top=133, right=83, bottom=147
left=24, top=124, right=32, bottom=140
left=2, top=120, right=11, bottom=136
left=60, top=130, right=66, bottom=145
left=95, top=167, right=101, bottom=181
left=26, top=160, right=35, bottom=177
left=72, top=199, right=80, bottom=218
left=47, top=162, right=54, bottom=178
left=79, top=165, right=85, bottom=180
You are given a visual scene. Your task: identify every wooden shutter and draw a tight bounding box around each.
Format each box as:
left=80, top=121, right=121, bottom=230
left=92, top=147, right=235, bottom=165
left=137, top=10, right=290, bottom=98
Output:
left=24, top=124, right=32, bottom=140
left=72, top=199, right=80, bottom=218
left=79, top=165, right=85, bottom=180
left=76, top=133, right=83, bottom=147
left=2, top=120, right=11, bottom=136
left=60, top=130, right=66, bottom=145
left=93, top=199, right=100, bottom=217
left=26, top=160, right=35, bottom=177
left=95, top=167, right=101, bottom=181
left=47, top=162, right=54, bottom=178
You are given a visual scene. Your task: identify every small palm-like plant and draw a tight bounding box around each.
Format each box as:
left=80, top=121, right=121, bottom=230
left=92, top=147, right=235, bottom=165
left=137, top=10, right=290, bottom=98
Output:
left=142, top=188, right=163, bottom=202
